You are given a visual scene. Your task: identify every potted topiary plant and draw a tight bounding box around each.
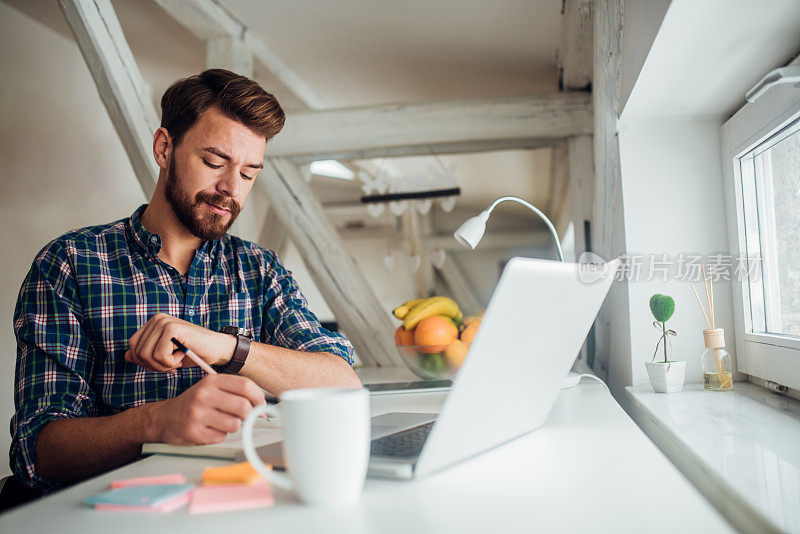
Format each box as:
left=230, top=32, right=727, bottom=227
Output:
left=644, top=294, right=685, bottom=393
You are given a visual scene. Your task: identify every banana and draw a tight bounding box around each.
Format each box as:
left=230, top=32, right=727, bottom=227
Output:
left=392, top=298, right=426, bottom=319
left=402, top=296, right=461, bottom=330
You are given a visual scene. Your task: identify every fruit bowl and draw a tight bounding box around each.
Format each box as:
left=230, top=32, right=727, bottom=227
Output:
left=397, top=342, right=470, bottom=380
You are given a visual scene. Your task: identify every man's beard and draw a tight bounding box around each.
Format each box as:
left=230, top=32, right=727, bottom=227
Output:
left=165, top=156, right=242, bottom=241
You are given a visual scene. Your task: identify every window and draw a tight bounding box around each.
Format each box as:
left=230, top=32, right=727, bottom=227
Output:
left=739, top=118, right=800, bottom=337
left=722, top=62, right=800, bottom=390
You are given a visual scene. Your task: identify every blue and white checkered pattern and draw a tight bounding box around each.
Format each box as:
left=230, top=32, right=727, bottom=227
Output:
left=11, top=204, right=353, bottom=490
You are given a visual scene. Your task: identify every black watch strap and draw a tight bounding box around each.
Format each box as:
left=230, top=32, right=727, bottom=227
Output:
left=213, top=329, right=252, bottom=374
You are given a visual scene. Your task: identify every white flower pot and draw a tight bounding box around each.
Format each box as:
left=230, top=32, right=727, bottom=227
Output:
left=645, top=361, right=686, bottom=393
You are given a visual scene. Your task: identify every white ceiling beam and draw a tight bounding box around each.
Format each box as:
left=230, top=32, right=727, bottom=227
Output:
left=262, top=158, right=405, bottom=367
left=268, top=93, right=593, bottom=161
left=424, top=231, right=552, bottom=252
left=244, top=34, right=330, bottom=110
left=435, top=255, right=483, bottom=316
left=567, top=134, right=594, bottom=257
left=549, top=142, right=571, bottom=239
left=152, top=0, right=244, bottom=40
left=153, top=0, right=328, bottom=110
left=59, top=0, right=158, bottom=199
left=592, top=0, right=628, bottom=379
left=560, top=0, right=594, bottom=91
left=288, top=137, right=562, bottom=164
left=206, top=36, right=253, bottom=77
left=402, top=209, right=435, bottom=298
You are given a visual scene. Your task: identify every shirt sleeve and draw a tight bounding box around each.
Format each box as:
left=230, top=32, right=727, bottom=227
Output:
left=10, top=239, right=97, bottom=491
left=261, top=251, right=355, bottom=366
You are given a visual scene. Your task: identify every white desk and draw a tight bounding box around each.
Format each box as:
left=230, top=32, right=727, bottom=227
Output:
left=1, top=382, right=734, bottom=533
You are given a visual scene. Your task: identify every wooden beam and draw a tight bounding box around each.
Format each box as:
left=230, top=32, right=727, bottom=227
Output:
left=403, top=209, right=434, bottom=298
left=152, top=0, right=244, bottom=40
left=244, top=34, right=330, bottom=110
left=288, top=137, right=563, bottom=164
left=267, top=94, right=593, bottom=161
left=258, top=166, right=312, bottom=257
left=59, top=0, right=159, bottom=199
left=206, top=36, right=253, bottom=77
left=567, top=135, right=594, bottom=257
left=257, top=209, right=289, bottom=255
left=549, top=142, right=571, bottom=239
left=424, top=231, right=552, bottom=252
left=261, top=158, right=405, bottom=367
left=153, top=0, right=329, bottom=111
left=435, top=255, right=483, bottom=316
left=560, top=0, right=594, bottom=91
left=593, top=0, right=630, bottom=386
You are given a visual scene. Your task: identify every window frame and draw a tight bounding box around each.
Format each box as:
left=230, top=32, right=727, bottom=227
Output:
left=721, top=62, right=800, bottom=390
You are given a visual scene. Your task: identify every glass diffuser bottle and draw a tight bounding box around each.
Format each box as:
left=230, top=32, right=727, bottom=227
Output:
left=701, top=328, right=732, bottom=391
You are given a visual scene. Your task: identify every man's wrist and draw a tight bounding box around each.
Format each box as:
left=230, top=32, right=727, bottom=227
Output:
left=214, top=332, right=238, bottom=366
left=129, top=401, right=163, bottom=444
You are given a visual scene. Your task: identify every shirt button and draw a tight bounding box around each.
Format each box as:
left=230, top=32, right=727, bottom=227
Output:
left=188, top=309, right=195, bottom=316
left=149, top=235, right=158, bottom=244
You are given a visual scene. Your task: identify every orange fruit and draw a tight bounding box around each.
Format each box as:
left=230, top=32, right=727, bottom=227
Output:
left=444, top=340, right=469, bottom=368
left=414, top=315, right=458, bottom=353
left=460, top=320, right=480, bottom=343
left=394, top=325, right=415, bottom=346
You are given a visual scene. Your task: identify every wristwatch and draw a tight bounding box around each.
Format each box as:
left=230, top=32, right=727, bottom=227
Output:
left=213, top=325, right=254, bottom=374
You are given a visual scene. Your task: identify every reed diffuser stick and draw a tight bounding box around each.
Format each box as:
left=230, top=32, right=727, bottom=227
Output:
left=709, top=274, right=715, bottom=329
left=691, top=284, right=711, bottom=329
left=701, top=265, right=712, bottom=322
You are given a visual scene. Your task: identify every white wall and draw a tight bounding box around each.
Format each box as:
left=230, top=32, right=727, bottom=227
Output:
left=618, top=118, right=735, bottom=388
left=613, top=0, right=800, bottom=394
left=0, top=3, right=147, bottom=477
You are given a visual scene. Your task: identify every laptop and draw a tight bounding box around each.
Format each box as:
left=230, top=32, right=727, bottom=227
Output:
left=257, top=257, right=619, bottom=479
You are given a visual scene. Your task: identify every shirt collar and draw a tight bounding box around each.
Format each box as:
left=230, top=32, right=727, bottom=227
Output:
left=128, top=204, right=222, bottom=259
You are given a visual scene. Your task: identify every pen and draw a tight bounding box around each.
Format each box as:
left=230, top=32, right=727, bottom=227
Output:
left=171, top=337, right=217, bottom=375
left=171, top=338, right=275, bottom=419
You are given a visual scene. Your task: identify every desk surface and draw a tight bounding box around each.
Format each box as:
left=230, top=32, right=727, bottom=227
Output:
left=1, top=382, right=734, bottom=533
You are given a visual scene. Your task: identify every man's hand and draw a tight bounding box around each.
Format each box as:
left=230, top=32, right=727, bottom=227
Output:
left=148, top=374, right=266, bottom=445
left=125, top=313, right=236, bottom=373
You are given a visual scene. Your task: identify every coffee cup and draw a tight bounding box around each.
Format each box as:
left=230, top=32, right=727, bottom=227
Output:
left=242, top=387, right=370, bottom=506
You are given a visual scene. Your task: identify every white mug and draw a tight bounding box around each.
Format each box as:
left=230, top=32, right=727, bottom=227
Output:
left=242, top=387, right=371, bottom=506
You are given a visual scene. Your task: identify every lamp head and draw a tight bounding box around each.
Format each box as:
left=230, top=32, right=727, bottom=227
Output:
left=453, top=210, right=490, bottom=249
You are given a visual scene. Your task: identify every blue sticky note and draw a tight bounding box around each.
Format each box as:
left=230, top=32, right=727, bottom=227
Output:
left=86, top=484, right=194, bottom=508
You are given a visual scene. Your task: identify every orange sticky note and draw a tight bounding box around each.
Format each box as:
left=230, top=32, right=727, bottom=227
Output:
left=201, top=461, right=268, bottom=486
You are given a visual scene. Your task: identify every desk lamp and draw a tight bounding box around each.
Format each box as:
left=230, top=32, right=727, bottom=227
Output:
left=453, top=196, right=565, bottom=262
left=453, top=196, right=600, bottom=390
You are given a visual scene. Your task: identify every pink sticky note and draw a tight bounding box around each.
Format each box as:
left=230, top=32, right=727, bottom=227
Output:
left=93, top=492, right=191, bottom=513
left=110, top=473, right=188, bottom=489
left=189, top=485, right=274, bottom=514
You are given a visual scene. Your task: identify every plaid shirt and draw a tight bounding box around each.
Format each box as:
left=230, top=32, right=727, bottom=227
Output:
left=11, top=204, right=354, bottom=490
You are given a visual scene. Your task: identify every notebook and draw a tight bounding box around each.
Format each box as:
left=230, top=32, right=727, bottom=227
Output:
left=142, top=418, right=282, bottom=459
left=110, top=473, right=187, bottom=489
left=86, top=484, right=194, bottom=512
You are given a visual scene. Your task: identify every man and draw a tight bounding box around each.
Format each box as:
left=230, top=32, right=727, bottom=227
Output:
left=10, top=69, right=361, bottom=492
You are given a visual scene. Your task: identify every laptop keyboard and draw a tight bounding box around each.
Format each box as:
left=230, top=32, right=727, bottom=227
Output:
left=370, top=421, right=435, bottom=458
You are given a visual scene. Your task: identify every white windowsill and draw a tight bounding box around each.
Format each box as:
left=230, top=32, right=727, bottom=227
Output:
left=622, top=383, right=800, bottom=534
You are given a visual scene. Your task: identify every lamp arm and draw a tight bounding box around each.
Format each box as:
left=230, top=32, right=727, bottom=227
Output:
left=486, top=196, right=565, bottom=262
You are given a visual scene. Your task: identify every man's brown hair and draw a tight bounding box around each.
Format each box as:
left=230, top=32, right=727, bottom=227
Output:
left=160, top=69, right=285, bottom=146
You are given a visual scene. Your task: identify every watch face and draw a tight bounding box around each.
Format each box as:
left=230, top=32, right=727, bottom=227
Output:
left=221, top=325, right=253, bottom=339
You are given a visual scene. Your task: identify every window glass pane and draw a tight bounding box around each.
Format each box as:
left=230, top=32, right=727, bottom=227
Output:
left=739, top=118, right=800, bottom=337
left=739, top=155, right=766, bottom=332
left=768, top=124, right=800, bottom=335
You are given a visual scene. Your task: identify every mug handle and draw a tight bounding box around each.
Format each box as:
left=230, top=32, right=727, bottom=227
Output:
left=242, top=403, right=294, bottom=491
